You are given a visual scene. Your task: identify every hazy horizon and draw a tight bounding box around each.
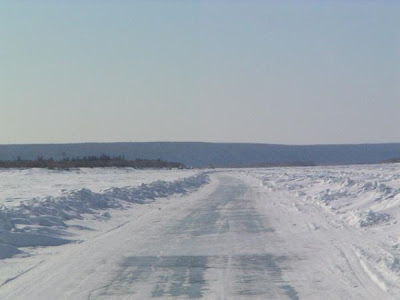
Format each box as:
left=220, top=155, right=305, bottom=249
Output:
left=1, top=140, right=400, bottom=147
left=2, top=1, right=399, bottom=145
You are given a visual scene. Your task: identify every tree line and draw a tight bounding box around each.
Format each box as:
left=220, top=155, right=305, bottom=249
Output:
left=0, top=154, right=186, bottom=169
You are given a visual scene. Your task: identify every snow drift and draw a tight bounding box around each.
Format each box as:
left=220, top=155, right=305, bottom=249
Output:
left=0, top=173, right=209, bottom=259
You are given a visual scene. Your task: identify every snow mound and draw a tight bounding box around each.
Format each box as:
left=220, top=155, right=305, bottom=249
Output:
left=0, top=243, right=22, bottom=259
left=359, top=210, right=391, bottom=227
left=0, top=173, right=209, bottom=259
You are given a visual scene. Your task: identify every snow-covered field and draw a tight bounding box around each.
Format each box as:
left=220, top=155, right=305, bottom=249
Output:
left=0, top=168, right=200, bottom=208
left=1, top=164, right=400, bottom=299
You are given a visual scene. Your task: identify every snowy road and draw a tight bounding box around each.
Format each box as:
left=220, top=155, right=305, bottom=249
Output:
left=88, top=175, right=297, bottom=299
left=2, top=169, right=400, bottom=299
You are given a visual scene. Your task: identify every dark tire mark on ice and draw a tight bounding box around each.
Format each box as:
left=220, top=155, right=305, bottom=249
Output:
left=96, top=254, right=297, bottom=299
left=281, top=284, right=300, bottom=300
left=234, top=254, right=298, bottom=299
left=93, top=256, right=209, bottom=298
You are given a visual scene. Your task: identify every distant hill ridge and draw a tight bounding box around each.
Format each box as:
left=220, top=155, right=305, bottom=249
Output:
left=0, top=142, right=400, bottom=168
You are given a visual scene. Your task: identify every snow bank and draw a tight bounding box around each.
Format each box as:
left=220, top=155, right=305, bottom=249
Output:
left=247, top=164, right=400, bottom=229
left=0, top=173, right=209, bottom=259
left=0, top=168, right=200, bottom=208
left=346, top=210, right=391, bottom=228
left=243, top=165, right=400, bottom=295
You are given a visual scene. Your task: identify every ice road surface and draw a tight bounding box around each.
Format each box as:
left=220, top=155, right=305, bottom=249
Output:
left=1, top=164, right=400, bottom=299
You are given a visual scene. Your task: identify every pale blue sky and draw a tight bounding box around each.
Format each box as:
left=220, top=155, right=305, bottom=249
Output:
left=1, top=1, right=399, bottom=145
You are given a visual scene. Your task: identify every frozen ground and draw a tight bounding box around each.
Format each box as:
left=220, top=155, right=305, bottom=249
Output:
left=1, top=164, right=400, bottom=299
